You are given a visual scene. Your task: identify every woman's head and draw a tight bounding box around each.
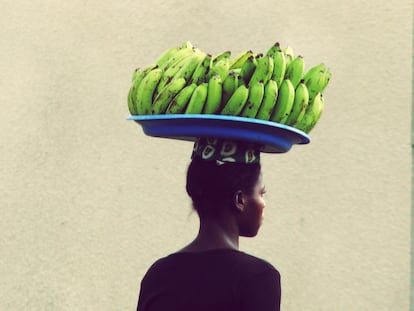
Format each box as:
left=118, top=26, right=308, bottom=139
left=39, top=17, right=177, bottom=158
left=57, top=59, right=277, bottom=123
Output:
left=186, top=157, right=266, bottom=236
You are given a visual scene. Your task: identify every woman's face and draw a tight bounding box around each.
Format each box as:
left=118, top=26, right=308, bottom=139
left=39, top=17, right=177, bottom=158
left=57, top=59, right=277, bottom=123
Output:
left=238, top=173, right=267, bottom=237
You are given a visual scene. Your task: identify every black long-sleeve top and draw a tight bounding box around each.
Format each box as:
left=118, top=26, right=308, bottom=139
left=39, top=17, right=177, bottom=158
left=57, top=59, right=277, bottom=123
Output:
left=137, top=248, right=281, bottom=311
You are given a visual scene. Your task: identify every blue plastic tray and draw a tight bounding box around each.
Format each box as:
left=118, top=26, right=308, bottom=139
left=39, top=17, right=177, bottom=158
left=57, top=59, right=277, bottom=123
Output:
left=127, top=114, right=310, bottom=153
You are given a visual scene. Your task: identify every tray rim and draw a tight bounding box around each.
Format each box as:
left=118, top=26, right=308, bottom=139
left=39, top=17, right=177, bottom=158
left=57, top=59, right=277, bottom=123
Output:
left=127, top=114, right=311, bottom=153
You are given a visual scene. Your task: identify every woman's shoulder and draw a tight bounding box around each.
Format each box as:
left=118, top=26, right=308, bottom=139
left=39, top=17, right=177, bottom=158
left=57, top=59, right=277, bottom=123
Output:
left=231, top=250, right=280, bottom=276
left=148, top=248, right=279, bottom=276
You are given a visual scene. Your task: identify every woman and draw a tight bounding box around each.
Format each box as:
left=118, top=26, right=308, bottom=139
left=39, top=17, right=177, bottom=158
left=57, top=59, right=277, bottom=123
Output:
left=136, top=138, right=281, bottom=311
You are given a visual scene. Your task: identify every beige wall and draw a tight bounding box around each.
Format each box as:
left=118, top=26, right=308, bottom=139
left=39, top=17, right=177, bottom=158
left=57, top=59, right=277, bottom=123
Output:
left=1, top=1, right=412, bottom=310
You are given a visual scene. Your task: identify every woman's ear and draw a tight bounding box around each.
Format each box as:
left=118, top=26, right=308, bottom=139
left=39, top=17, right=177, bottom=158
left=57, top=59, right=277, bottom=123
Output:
left=234, top=190, right=245, bottom=212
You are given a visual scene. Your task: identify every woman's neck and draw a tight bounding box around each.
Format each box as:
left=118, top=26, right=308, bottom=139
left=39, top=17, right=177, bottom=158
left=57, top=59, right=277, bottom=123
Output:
left=180, top=214, right=240, bottom=252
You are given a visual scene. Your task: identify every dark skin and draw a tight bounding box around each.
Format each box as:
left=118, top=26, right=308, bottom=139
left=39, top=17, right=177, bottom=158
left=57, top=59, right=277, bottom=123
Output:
left=179, top=173, right=266, bottom=253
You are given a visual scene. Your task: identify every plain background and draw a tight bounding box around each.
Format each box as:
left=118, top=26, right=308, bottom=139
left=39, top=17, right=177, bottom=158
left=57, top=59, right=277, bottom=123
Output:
left=1, top=1, right=412, bottom=310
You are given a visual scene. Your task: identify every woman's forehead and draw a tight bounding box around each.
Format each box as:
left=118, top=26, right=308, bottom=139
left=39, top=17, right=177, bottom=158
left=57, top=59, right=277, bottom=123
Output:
left=256, top=173, right=264, bottom=186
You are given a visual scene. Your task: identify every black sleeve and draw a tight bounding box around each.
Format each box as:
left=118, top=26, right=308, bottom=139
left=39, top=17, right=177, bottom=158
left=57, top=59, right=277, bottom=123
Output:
left=239, top=268, right=281, bottom=311
left=136, top=273, right=150, bottom=311
left=136, top=282, right=144, bottom=311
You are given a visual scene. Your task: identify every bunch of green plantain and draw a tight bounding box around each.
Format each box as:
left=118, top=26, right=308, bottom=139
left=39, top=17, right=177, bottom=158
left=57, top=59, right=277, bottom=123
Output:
left=127, top=41, right=331, bottom=134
